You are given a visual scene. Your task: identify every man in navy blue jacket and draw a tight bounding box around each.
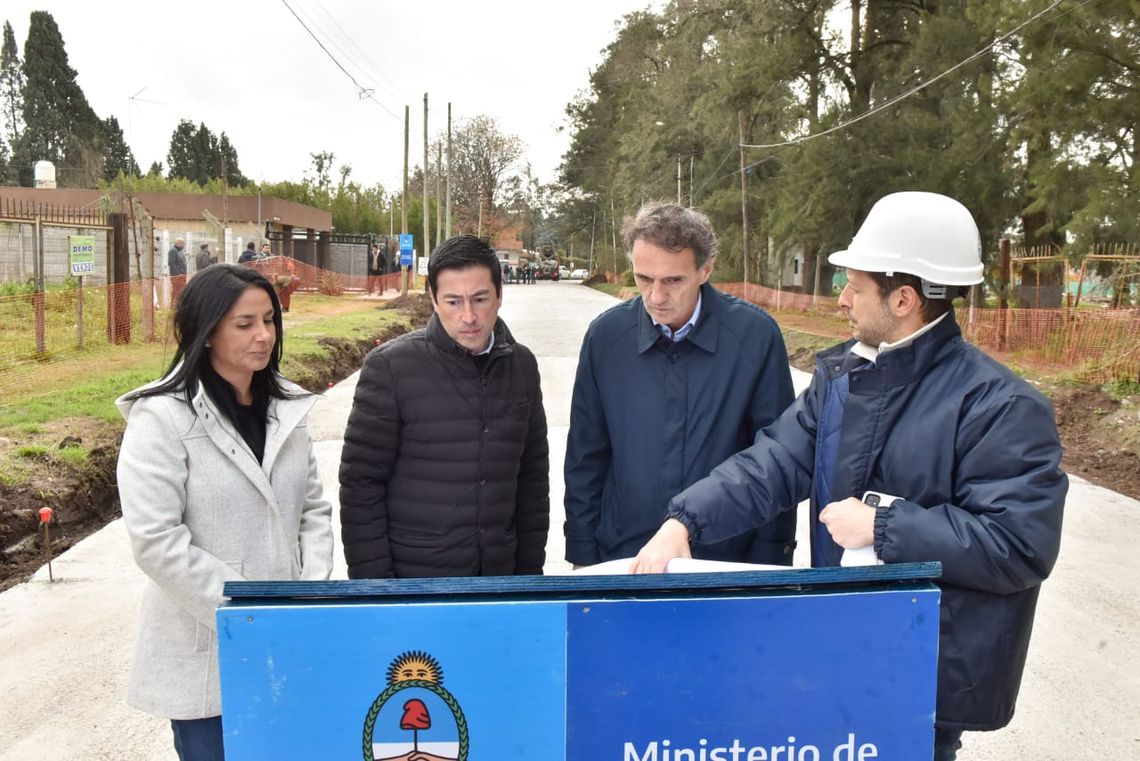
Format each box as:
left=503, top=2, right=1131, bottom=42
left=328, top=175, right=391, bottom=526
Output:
left=564, top=202, right=796, bottom=567
left=634, top=192, right=1068, bottom=760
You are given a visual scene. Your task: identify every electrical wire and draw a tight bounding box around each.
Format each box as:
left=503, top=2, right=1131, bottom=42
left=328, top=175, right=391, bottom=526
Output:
left=280, top=0, right=401, bottom=120
left=311, top=0, right=407, bottom=101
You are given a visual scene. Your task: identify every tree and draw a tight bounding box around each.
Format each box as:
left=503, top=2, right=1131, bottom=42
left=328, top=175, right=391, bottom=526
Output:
left=166, top=120, right=246, bottom=186
left=306, top=151, right=335, bottom=193
left=217, top=132, right=245, bottom=186
left=556, top=0, right=1031, bottom=293
left=100, top=115, right=137, bottom=180
left=166, top=120, right=200, bottom=182
left=0, top=21, right=24, bottom=161
left=12, top=11, right=101, bottom=186
left=446, top=115, right=524, bottom=236
left=993, top=0, right=1139, bottom=252
left=0, top=138, right=10, bottom=184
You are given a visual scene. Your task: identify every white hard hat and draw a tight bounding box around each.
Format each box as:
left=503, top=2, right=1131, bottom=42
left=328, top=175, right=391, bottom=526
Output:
left=829, top=191, right=984, bottom=288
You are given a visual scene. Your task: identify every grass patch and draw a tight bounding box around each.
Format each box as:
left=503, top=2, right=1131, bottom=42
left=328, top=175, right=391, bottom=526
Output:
left=0, top=460, right=36, bottom=485
left=587, top=282, right=625, bottom=297
left=1106, top=379, right=1140, bottom=400
left=57, top=445, right=89, bottom=466
left=279, top=307, right=411, bottom=380
left=0, top=294, right=396, bottom=430
left=780, top=328, right=836, bottom=356
left=0, top=293, right=416, bottom=495
left=0, top=361, right=166, bottom=428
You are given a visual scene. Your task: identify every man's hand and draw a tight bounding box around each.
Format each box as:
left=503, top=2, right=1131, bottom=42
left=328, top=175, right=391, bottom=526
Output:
left=631, top=518, right=692, bottom=574
left=818, top=497, right=875, bottom=549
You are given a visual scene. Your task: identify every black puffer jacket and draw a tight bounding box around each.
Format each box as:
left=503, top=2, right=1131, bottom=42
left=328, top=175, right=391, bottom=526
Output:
left=340, top=314, right=549, bottom=578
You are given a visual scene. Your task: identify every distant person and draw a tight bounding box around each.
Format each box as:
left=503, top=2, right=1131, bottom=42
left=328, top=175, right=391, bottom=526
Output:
left=195, top=243, right=215, bottom=272
left=168, top=237, right=187, bottom=304
left=116, top=263, right=333, bottom=760
left=367, top=243, right=385, bottom=295
left=563, top=201, right=796, bottom=568
left=239, top=241, right=257, bottom=265
left=274, top=257, right=301, bottom=313
left=339, top=234, right=550, bottom=578
left=633, top=192, right=1068, bottom=760
left=260, top=242, right=272, bottom=259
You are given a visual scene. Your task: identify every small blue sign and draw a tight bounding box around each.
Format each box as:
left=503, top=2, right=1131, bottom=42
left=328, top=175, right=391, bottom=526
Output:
left=399, top=234, right=414, bottom=266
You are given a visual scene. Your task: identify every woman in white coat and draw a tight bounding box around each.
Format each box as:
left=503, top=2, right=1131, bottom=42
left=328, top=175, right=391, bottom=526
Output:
left=116, top=263, right=333, bottom=760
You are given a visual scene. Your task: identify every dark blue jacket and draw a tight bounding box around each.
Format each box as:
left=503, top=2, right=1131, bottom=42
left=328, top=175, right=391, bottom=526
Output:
left=564, top=283, right=796, bottom=566
left=167, top=244, right=186, bottom=276
left=669, top=311, right=1067, bottom=731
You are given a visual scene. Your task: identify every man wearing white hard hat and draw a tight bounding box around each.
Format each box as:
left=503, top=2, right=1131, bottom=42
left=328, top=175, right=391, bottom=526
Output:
left=633, top=191, right=1067, bottom=760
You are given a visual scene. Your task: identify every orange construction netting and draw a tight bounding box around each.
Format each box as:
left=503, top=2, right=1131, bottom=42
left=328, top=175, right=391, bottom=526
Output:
left=0, top=259, right=407, bottom=403
left=717, top=281, right=1139, bottom=383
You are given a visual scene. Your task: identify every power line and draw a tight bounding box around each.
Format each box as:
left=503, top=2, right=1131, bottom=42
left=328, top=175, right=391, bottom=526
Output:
left=310, top=0, right=407, bottom=101
left=741, top=0, right=1072, bottom=150
left=280, top=0, right=401, bottom=120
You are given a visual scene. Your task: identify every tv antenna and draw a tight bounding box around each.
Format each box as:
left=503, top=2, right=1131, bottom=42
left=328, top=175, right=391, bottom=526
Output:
left=127, top=86, right=166, bottom=174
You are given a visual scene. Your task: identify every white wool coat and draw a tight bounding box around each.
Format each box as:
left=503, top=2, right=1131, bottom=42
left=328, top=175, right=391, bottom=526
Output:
left=115, top=381, right=333, bottom=719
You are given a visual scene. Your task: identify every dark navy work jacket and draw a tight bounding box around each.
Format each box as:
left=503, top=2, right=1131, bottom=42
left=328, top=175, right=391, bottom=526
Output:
left=564, top=283, right=796, bottom=566
left=670, top=311, right=1067, bottom=731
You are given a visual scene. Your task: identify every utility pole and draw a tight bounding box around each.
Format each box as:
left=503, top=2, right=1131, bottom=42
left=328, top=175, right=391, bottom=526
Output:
left=676, top=156, right=682, bottom=205
left=588, top=206, right=596, bottom=273
left=610, top=193, right=618, bottom=278
left=422, top=93, right=430, bottom=285
left=435, top=141, right=443, bottom=245
left=402, top=104, right=410, bottom=295
left=446, top=102, right=452, bottom=239
left=689, top=154, right=694, bottom=208
left=220, top=154, right=228, bottom=232
left=738, top=110, right=750, bottom=287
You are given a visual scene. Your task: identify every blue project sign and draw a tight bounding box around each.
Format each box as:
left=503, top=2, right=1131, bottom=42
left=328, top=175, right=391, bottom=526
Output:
left=399, top=233, right=414, bottom=266
left=217, top=571, right=939, bottom=760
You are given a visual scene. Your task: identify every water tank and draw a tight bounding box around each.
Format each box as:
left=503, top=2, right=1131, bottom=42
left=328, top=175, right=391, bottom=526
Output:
left=34, top=161, right=57, bottom=188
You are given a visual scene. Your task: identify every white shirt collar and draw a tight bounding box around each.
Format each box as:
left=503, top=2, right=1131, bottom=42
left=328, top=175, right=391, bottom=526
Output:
left=850, top=312, right=949, bottom=363
left=472, top=330, right=495, bottom=356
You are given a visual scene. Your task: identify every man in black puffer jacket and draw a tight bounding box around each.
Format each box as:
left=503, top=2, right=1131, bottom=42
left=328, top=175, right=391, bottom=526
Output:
left=339, top=235, right=550, bottom=578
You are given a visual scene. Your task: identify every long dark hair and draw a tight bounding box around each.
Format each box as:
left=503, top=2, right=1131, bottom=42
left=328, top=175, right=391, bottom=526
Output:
left=124, top=264, right=303, bottom=419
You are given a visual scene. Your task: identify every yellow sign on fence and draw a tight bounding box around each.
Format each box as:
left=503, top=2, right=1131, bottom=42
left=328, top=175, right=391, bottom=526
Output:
left=68, top=235, right=96, bottom=276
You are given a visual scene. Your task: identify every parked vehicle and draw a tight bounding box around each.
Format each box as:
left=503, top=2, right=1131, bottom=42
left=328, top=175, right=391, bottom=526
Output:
left=535, top=243, right=560, bottom=280
left=570, top=268, right=589, bottom=280
left=559, top=267, right=571, bottom=280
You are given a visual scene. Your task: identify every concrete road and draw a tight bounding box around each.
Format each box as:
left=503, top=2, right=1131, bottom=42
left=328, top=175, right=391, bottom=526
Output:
left=1, top=281, right=1137, bottom=759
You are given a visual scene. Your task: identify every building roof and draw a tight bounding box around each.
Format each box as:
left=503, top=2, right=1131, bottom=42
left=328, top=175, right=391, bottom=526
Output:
left=0, top=186, right=331, bottom=232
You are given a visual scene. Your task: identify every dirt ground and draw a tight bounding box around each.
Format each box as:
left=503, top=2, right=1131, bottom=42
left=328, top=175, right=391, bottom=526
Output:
left=1, top=297, right=1136, bottom=592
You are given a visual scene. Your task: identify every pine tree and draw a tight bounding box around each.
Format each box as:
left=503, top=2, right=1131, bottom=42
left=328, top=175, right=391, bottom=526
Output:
left=166, top=120, right=246, bottom=186
left=0, top=21, right=25, bottom=154
left=191, top=122, right=216, bottom=184
left=14, top=11, right=101, bottom=186
left=217, top=132, right=246, bottom=186
left=0, top=138, right=10, bottom=184
left=1, top=20, right=24, bottom=184
left=101, top=115, right=138, bottom=180
left=166, top=119, right=199, bottom=182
